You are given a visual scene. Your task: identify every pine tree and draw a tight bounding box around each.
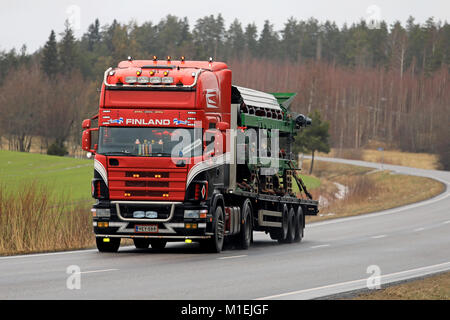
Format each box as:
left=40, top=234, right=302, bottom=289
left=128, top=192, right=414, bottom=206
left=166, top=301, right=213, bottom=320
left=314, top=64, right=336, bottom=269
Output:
left=258, top=20, right=279, bottom=59
left=244, top=23, right=258, bottom=57
left=225, top=19, right=245, bottom=59
left=86, top=19, right=101, bottom=51
left=60, top=20, right=78, bottom=74
left=41, top=30, right=59, bottom=78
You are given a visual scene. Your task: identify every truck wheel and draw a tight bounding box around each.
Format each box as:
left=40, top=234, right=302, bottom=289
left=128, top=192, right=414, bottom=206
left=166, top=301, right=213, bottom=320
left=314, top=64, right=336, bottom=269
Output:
left=269, top=204, right=289, bottom=242
left=285, top=207, right=296, bottom=243
left=294, top=206, right=304, bottom=242
left=237, top=199, right=252, bottom=250
left=277, top=204, right=289, bottom=243
left=133, top=238, right=150, bottom=249
left=150, top=239, right=167, bottom=250
left=203, top=205, right=225, bottom=253
left=96, top=237, right=120, bottom=253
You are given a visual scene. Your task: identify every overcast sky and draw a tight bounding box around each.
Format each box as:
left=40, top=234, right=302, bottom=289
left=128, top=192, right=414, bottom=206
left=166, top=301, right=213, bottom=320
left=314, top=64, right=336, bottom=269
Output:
left=1, top=0, right=449, bottom=53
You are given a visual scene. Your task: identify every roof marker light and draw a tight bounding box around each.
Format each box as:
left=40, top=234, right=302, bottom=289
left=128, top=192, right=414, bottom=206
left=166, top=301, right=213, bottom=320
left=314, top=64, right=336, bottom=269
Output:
left=127, top=56, right=133, bottom=61
left=153, top=56, right=157, bottom=61
left=181, top=56, right=185, bottom=62
left=209, top=57, right=213, bottom=63
left=109, top=70, right=115, bottom=76
left=167, top=56, right=171, bottom=62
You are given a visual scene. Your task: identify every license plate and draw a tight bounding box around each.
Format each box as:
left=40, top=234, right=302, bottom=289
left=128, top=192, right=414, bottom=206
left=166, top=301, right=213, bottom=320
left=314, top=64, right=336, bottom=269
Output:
left=135, top=225, right=158, bottom=233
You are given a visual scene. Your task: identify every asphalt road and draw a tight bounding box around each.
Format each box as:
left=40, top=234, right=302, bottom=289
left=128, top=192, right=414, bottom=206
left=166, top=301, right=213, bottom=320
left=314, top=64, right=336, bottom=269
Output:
left=0, top=157, right=449, bottom=300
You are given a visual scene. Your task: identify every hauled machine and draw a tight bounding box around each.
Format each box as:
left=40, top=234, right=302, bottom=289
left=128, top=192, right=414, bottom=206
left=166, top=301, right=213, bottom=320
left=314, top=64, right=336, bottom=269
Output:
left=82, top=57, right=318, bottom=253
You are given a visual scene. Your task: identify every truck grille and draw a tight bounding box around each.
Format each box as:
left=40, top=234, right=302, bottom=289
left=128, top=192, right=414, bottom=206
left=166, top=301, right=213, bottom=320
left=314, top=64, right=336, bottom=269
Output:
left=108, top=167, right=187, bottom=201
left=117, top=203, right=172, bottom=219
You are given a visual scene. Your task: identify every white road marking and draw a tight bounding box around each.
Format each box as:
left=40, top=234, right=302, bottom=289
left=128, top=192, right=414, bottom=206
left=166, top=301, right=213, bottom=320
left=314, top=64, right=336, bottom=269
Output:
left=0, top=246, right=136, bottom=261
left=443, top=220, right=450, bottom=224
left=255, top=261, right=450, bottom=300
left=309, top=244, right=330, bottom=249
left=371, top=235, right=387, bottom=239
left=217, top=255, right=247, bottom=260
left=0, top=249, right=99, bottom=260
left=79, top=269, right=118, bottom=274
left=414, top=227, right=425, bottom=232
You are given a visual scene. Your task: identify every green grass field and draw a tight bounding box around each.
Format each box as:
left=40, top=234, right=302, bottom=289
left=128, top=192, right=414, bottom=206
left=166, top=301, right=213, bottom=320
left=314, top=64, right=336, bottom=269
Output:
left=0, top=150, right=93, bottom=202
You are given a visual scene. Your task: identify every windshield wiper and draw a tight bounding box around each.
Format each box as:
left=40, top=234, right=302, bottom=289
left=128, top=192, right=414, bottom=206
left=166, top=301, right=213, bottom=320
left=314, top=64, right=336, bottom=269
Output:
left=147, top=153, right=173, bottom=157
left=102, top=151, right=136, bottom=156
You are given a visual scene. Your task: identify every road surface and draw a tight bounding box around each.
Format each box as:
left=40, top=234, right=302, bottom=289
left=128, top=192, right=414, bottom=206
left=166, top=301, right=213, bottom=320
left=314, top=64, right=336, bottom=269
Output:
left=0, top=157, right=449, bottom=299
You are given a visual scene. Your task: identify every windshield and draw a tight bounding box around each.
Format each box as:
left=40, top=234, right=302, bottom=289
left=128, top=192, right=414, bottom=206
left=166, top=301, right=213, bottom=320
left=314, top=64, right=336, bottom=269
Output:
left=98, top=127, right=202, bottom=157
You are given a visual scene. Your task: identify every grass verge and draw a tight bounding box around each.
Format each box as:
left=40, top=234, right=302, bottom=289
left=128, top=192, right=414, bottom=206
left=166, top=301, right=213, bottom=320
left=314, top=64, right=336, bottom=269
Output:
left=316, top=148, right=440, bottom=170
left=0, top=181, right=94, bottom=255
left=303, top=160, right=445, bottom=222
left=352, top=272, right=450, bottom=300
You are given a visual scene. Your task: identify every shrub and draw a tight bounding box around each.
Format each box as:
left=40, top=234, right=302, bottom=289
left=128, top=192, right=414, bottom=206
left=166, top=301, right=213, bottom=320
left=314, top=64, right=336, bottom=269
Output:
left=47, top=143, right=68, bottom=156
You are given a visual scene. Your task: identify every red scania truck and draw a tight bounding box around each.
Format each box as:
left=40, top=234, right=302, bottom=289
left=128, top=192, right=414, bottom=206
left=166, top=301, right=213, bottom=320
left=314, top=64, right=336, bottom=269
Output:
left=82, top=57, right=318, bottom=253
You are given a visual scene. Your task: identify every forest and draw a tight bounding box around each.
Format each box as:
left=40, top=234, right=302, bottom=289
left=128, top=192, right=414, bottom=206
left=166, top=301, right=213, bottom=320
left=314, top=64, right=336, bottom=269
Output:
left=0, top=14, right=448, bottom=168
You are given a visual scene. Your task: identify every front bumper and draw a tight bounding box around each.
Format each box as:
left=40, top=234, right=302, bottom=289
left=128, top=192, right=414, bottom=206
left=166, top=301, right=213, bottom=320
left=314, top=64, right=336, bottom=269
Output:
left=92, top=200, right=212, bottom=240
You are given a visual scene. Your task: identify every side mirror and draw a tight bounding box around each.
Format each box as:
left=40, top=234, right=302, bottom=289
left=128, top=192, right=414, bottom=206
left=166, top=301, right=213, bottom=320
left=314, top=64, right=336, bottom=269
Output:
left=82, top=128, right=98, bottom=154
left=82, top=119, right=91, bottom=129
left=217, top=121, right=229, bottom=131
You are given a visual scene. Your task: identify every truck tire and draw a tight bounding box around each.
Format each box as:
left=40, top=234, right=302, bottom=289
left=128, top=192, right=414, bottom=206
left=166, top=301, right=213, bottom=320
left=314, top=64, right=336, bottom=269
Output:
left=96, top=237, right=120, bottom=253
left=202, top=205, right=225, bottom=253
left=133, top=238, right=150, bottom=249
left=150, top=239, right=167, bottom=250
left=294, top=206, right=304, bottom=242
left=278, top=204, right=289, bottom=243
left=237, top=199, right=252, bottom=250
left=269, top=204, right=289, bottom=242
left=285, top=207, right=296, bottom=243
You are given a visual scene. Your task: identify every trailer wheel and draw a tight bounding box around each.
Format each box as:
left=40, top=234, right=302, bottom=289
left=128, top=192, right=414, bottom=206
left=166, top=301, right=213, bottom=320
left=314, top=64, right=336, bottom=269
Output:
left=285, top=207, right=296, bottom=243
left=278, top=204, right=289, bottom=243
left=294, top=206, right=304, bottom=242
left=96, top=237, right=120, bottom=253
left=150, top=239, right=167, bottom=250
left=269, top=204, right=289, bottom=242
left=237, top=199, right=252, bottom=250
left=133, top=238, right=150, bottom=249
left=202, top=205, right=225, bottom=253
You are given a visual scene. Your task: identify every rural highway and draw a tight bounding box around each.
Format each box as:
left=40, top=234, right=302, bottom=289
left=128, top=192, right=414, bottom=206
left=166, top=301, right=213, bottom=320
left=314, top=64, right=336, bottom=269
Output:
left=0, top=157, right=449, bottom=300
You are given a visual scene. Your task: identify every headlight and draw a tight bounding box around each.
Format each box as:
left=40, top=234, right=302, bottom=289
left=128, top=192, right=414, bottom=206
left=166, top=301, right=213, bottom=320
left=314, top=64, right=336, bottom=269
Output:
left=93, top=208, right=110, bottom=218
left=125, top=76, right=137, bottom=84
left=161, top=77, right=174, bottom=84
left=184, top=209, right=208, bottom=219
